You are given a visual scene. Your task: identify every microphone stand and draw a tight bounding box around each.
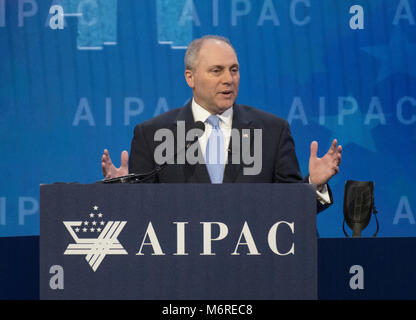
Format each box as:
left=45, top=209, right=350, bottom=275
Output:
left=100, top=172, right=156, bottom=184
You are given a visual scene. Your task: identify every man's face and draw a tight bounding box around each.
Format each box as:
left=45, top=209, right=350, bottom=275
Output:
left=185, top=40, right=240, bottom=114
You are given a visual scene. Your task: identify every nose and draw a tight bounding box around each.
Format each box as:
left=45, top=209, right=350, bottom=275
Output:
left=222, top=69, right=233, bottom=84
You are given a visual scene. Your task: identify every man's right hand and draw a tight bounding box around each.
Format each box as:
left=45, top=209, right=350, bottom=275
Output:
left=101, top=149, right=129, bottom=179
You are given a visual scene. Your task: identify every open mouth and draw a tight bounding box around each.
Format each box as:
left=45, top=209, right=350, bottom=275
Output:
left=219, top=90, right=233, bottom=97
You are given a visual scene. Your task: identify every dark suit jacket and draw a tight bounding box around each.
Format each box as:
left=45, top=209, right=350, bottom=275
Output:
left=128, top=101, right=332, bottom=212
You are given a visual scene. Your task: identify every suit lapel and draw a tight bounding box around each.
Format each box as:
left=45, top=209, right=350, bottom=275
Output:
left=223, top=104, right=254, bottom=183
left=173, top=102, right=254, bottom=183
left=175, top=101, right=211, bottom=183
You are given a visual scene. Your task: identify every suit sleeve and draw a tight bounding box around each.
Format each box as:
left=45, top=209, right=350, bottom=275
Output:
left=273, top=121, right=333, bottom=213
left=272, top=120, right=303, bottom=183
left=128, top=124, right=158, bottom=181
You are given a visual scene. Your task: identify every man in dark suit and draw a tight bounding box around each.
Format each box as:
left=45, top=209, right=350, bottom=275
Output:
left=101, top=35, right=342, bottom=211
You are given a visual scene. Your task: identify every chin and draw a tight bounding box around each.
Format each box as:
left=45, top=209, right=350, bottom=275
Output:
left=216, top=100, right=234, bottom=111
left=214, top=105, right=231, bottom=114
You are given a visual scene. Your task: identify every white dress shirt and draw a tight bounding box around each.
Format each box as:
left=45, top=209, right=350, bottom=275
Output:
left=191, top=99, right=233, bottom=164
left=191, top=98, right=330, bottom=204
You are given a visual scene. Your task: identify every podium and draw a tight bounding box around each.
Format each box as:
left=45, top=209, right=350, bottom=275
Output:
left=39, top=183, right=318, bottom=300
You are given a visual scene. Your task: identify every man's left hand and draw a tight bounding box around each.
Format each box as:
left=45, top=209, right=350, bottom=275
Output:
left=309, top=139, right=342, bottom=188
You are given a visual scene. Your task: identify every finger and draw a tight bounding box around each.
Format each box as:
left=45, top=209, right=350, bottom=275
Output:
left=328, top=139, right=338, bottom=154
left=310, top=141, right=318, bottom=159
left=102, top=161, right=107, bottom=177
left=103, top=149, right=110, bottom=161
left=102, top=156, right=110, bottom=177
left=107, top=149, right=114, bottom=163
left=101, top=153, right=107, bottom=169
left=102, top=149, right=112, bottom=178
left=102, top=149, right=111, bottom=161
left=101, top=156, right=111, bottom=169
left=336, top=146, right=342, bottom=164
left=120, top=150, right=129, bottom=168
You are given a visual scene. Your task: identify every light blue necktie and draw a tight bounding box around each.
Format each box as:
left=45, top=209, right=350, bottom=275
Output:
left=205, top=115, right=225, bottom=184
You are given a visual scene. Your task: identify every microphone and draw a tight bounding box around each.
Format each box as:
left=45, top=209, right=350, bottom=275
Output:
left=102, top=121, right=205, bottom=184
left=342, top=180, right=379, bottom=238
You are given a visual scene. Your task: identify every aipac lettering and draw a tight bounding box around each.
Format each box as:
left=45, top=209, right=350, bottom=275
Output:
left=18, top=197, right=39, bottom=225
left=63, top=206, right=297, bottom=271
left=18, top=0, right=38, bottom=27
left=393, top=0, right=415, bottom=25
left=1, top=0, right=413, bottom=30
left=134, top=221, right=295, bottom=256
left=0, top=197, right=5, bottom=226
left=0, top=0, right=5, bottom=27
left=286, top=96, right=415, bottom=126
left=393, top=196, right=415, bottom=225
left=0, top=196, right=39, bottom=227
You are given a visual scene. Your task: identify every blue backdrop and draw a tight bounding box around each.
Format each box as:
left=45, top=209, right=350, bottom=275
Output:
left=1, top=0, right=415, bottom=238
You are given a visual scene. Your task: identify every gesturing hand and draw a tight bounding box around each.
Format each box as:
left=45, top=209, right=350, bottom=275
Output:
left=309, top=139, right=342, bottom=188
left=101, top=149, right=129, bottom=180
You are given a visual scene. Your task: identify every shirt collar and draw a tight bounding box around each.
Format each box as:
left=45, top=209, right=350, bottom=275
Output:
left=191, top=98, right=233, bottom=128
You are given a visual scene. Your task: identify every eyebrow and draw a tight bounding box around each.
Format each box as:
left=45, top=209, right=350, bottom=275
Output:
left=208, top=64, right=239, bottom=69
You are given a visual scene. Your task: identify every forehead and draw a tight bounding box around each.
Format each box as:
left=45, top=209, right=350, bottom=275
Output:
left=197, top=40, right=239, bottom=68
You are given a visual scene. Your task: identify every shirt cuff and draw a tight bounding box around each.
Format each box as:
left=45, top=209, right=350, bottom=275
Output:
left=308, top=177, right=331, bottom=204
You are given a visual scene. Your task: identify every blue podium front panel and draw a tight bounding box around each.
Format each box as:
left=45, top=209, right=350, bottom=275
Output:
left=39, top=183, right=317, bottom=300
left=318, top=237, right=416, bottom=300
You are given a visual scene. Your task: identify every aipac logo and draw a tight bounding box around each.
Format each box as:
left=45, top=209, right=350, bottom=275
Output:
left=63, top=205, right=128, bottom=272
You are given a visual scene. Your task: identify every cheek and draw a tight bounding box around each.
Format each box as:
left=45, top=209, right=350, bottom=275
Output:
left=234, top=80, right=240, bottom=94
left=201, top=80, right=218, bottom=94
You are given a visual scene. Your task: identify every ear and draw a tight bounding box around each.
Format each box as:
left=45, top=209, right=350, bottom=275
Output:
left=184, top=69, right=195, bottom=89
